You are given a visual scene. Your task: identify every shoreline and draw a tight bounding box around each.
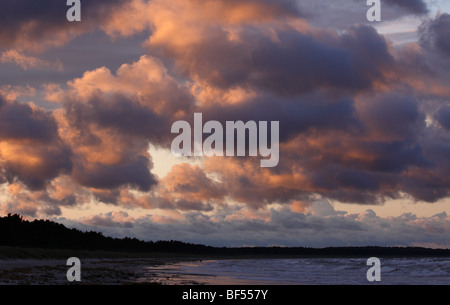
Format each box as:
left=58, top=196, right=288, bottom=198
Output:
left=2, top=245, right=450, bottom=261
left=1, top=255, right=449, bottom=285
left=0, top=257, right=181, bottom=285
left=2, top=245, right=450, bottom=285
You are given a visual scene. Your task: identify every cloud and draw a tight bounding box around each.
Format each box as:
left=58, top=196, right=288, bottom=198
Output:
left=104, top=0, right=303, bottom=36
left=146, top=17, right=394, bottom=96
left=73, top=155, right=156, bottom=192
left=385, top=0, right=428, bottom=15
left=50, top=55, right=196, bottom=195
left=295, top=0, right=428, bottom=29
left=0, top=85, right=36, bottom=101
left=1, top=50, right=63, bottom=71
left=64, top=55, right=194, bottom=143
left=58, top=201, right=450, bottom=248
left=248, top=25, right=393, bottom=95
left=0, top=178, right=81, bottom=217
left=24, top=6, right=446, bottom=211
left=190, top=90, right=441, bottom=206
left=419, top=13, right=450, bottom=57
left=0, top=0, right=449, bottom=249
left=0, top=0, right=129, bottom=51
left=435, top=106, right=450, bottom=130
left=81, top=211, right=134, bottom=228
left=0, top=97, right=58, bottom=142
left=158, top=163, right=226, bottom=203
left=0, top=95, right=72, bottom=190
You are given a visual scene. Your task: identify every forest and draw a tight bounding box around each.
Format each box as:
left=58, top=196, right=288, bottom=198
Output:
left=1, top=213, right=450, bottom=257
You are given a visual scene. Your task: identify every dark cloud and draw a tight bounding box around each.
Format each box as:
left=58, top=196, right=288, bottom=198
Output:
left=0, top=95, right=72, bottom=190
left=359, top=93, right=424, bottom=141
left=155, top=24, right=393, bottom=96
left=419, top=13, right=450, bottom=56
left=251, top=32, right=365, bottom=94
left=0, top=0, right=127, bottom=49
left=0, top=95, right=58, bottom=142
left=65, top=94, right=171, bottom=144
left=385, top=0, right=428, bottom=15
left=198, top=92, right=361, bottom=145
left=196, top=87, right=447, bottom=206
left=251, top=26, right=393, bottom=96
left=2, top=144, right=72, bottom=191
left=173, top=199, right=214, bottom=212
left=91, top=189, right=122, bottom=205
left=436, top=106, right=450, bottom=130
left=73, top=155, right=156, bottom=192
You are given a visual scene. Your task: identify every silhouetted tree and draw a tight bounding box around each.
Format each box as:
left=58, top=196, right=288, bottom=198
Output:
left=1, top=214, right=449, bottom=257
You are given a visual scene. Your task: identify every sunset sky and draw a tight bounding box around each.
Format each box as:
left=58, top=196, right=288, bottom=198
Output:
left=1, top=0, right=450, bottom=248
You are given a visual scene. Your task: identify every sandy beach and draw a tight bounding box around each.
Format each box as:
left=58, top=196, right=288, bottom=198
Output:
left=0, top=258, right=299, bottom=285
left=2, top=257, right=450, bottom=285
left=0, top=258, right=175, bottom=285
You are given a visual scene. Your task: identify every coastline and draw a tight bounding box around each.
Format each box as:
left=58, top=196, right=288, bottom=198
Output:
left=1, top=255, right=450, bottom=285
left=0, top=245, right=202, bottom=285
left=0, top=257, right=184, bottom=285
left=1, top=245, right=450, bottom=285
left=0, top=257, right=307, bottom=285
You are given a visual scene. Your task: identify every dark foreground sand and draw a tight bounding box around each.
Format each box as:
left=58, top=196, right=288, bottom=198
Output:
left=0, top=258, right=180, bottom=285
left=0, top=258, right=296, bottom=285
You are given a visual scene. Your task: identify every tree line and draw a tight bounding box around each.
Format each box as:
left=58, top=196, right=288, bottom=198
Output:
left=1, top=213, right=450, bottom=257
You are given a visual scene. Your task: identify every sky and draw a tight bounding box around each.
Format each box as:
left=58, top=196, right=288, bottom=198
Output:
left=0, top=0, right=449, bottom=248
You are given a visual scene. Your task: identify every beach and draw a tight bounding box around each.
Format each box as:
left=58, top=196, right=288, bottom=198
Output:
left=1, top=257, right=449, bottom=285
left=0, top=257, right=177, bottom=285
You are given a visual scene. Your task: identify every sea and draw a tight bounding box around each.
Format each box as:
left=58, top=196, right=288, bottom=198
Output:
left=136, top=257, right=450, bottom=285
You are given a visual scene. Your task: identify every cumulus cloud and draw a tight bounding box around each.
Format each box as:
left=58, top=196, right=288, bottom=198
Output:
left=0, top=178, right=83, bottom=217
left=0, top=0, right=129, bottom=51
left=59, top=200, right=450, bottom=248
left=55, top=55, right=197, bottom=196
left=81, top=211, right=134, bottom=228
left=0, top=95, right=72, bottom=190
left=419, top=13, right=450, bottom=56
left=385, top=0, right=428, bottom=15
left=0, top=85, right=36, bottom=102
left=0, top=50, right=62, bottom=71
left=435, top=106, right=450, bottom=130
left=144, top=14, right=394, bottom=96
left=0, top=0, right=449, bottom=248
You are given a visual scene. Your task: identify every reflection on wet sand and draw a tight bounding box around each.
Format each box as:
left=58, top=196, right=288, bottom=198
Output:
left=136, top=260, right=301, bottom=285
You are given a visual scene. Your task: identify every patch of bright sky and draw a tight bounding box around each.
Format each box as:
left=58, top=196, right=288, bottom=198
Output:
left=149, top=144, right=204, bottom=178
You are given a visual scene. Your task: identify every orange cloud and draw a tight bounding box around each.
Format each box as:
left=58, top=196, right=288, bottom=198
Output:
left=0, top=50, right=62, bottom=70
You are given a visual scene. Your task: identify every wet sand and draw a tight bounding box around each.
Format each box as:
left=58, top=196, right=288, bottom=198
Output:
left=0, top=258, right=295, bottom=285
left=136, top=260, right=302, bottom=285
left=0, top=258, right=177, bottom=285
